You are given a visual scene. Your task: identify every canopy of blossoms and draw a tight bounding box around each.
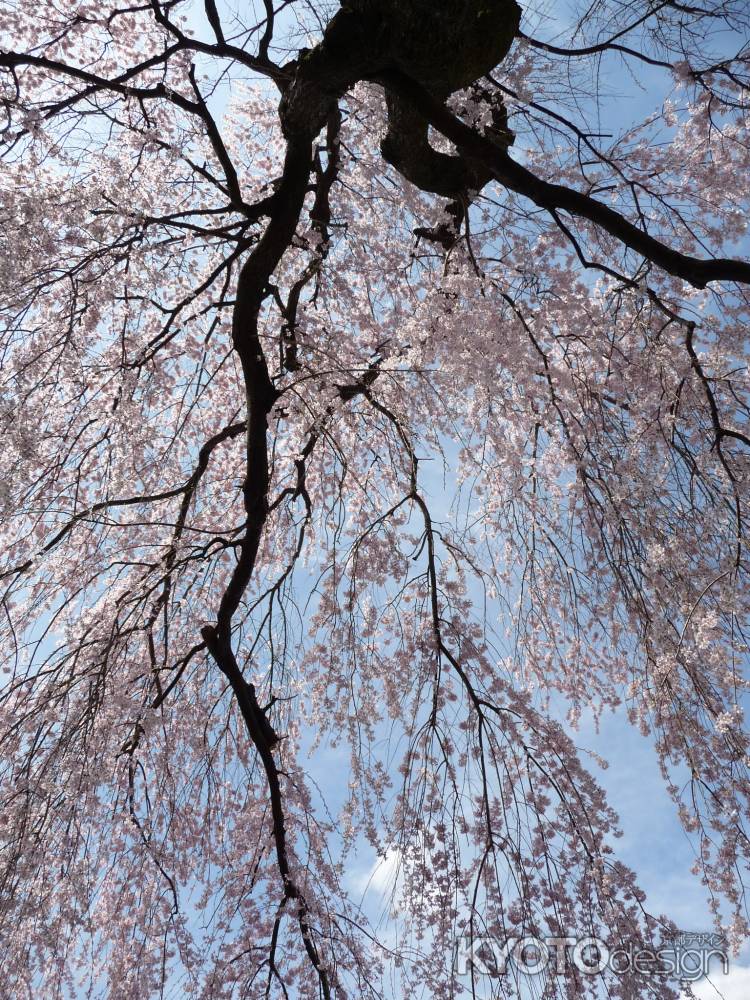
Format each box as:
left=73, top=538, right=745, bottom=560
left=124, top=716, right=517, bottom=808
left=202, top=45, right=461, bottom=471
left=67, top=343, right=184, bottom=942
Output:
left=1, top=2, right=749, bottom=997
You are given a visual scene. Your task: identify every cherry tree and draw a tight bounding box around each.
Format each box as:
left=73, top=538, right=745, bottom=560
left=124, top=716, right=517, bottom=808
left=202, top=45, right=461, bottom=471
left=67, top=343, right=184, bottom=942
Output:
left=1, top=0, right=750, bottom=996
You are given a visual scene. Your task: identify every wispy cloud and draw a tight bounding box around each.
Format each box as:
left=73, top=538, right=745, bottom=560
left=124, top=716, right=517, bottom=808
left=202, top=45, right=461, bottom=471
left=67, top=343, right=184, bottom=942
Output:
left=684, top=964, right=750, bottom=1000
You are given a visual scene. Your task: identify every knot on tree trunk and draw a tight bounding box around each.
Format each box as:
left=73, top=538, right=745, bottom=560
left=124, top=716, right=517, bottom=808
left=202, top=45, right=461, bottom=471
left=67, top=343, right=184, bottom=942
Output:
left=346, top=0, right=521, bottom=96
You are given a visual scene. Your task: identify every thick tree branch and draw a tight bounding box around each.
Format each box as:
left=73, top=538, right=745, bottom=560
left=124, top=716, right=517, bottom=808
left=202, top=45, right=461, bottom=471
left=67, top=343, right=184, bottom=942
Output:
left=374, top=69, right=750, bottom=288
